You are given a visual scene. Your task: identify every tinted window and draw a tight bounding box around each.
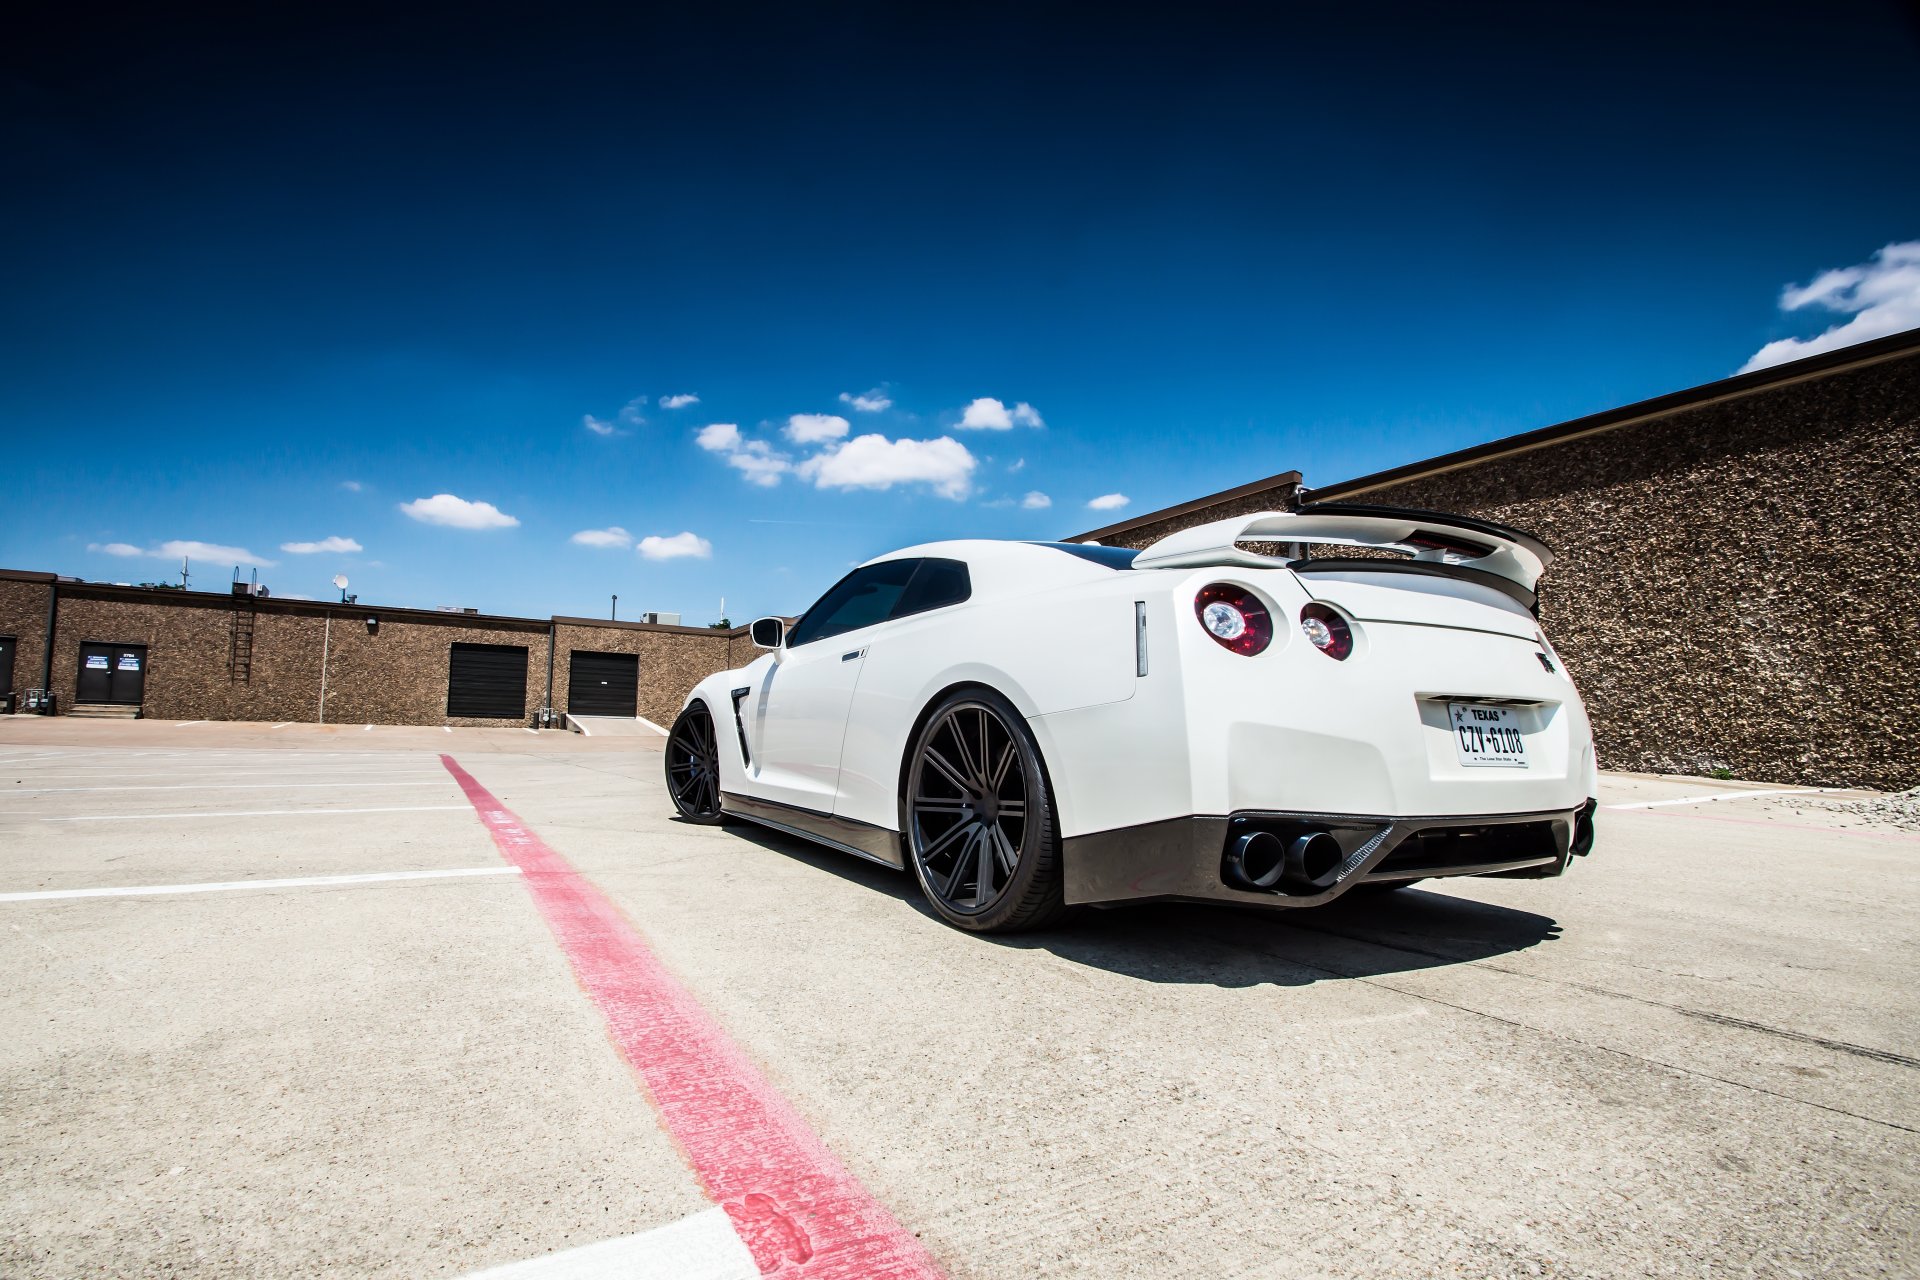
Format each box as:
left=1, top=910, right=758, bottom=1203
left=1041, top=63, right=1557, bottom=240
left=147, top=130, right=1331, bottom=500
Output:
left=892, top=558, right=971, bottom=620
left=786, top=559, right=919, bottom=647
left=1027, top=542, right=1139, bottom=569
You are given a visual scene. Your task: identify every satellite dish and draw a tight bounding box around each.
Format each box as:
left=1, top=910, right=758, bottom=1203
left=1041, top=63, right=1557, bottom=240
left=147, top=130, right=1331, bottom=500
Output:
left=332, top=574, right=349, bottom=589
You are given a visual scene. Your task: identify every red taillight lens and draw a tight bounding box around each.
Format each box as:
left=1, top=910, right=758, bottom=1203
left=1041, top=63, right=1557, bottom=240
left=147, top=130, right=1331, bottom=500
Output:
left=1194, top=583, right=1272, bottom=655
left=1300, top=603, right=1352, bottom=660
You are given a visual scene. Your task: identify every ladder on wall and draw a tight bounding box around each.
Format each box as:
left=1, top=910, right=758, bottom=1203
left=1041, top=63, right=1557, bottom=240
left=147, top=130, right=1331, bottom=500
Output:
left=229, top=603, right=256, bottom=684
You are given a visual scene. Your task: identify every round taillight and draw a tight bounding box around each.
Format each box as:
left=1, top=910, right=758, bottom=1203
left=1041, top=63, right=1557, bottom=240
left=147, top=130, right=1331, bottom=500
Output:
left=1194, top=584, right=1272, bottom=655
left=1300, top=603, right=1352, bottom=660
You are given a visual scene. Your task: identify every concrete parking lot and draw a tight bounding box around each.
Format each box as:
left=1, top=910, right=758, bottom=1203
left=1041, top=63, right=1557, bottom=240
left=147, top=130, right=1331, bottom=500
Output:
left=1, top=719, right=1914, bottom=1279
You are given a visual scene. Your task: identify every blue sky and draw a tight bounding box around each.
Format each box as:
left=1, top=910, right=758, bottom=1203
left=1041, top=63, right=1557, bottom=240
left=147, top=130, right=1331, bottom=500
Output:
left=3, top=2, right=1916, bottom=623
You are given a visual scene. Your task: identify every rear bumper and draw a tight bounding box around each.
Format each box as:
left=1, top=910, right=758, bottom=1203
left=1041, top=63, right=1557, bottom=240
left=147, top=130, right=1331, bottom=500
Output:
left=1062, top=801, right=1596, bottom=909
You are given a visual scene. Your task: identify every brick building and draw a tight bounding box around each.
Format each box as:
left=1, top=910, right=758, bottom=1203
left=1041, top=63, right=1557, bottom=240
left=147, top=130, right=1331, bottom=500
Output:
left=1074, top=329, right=1920, bottom=790
left=0, top=575, right=755, bottom=731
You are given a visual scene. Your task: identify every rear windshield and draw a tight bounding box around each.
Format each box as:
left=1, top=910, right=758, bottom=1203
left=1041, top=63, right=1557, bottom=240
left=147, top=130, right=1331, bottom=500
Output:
left=1027, top=542, right=1139, bottom=570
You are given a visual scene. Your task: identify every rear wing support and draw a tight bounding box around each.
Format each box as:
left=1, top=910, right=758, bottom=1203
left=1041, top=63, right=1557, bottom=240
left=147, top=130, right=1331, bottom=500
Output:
left=1130, top=503, right=1552, bottom=595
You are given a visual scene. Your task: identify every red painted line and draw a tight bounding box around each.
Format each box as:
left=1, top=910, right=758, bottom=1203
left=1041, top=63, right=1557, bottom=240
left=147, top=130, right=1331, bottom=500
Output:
left=440, top=755, right=942, bottom=1279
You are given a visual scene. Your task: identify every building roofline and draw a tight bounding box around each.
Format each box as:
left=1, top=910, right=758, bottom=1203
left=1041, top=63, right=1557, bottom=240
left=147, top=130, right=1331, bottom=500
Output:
left=553, top=615, right=749, bottom=638
left=0, top=576, right=747, bottom=637
left=1071, top=470, right=1304, bottom=544
left=1065, top=326, right=1920, bottom=542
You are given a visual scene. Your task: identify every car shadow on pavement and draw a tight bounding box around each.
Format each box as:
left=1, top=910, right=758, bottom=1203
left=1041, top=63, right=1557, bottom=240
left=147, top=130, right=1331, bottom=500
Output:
left=721, top=821, right=1560, bottom=988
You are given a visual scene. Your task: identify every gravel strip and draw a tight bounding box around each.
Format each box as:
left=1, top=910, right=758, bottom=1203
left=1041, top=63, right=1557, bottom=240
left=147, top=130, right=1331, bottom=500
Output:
left=1810, top=786, right=1920, bottom=833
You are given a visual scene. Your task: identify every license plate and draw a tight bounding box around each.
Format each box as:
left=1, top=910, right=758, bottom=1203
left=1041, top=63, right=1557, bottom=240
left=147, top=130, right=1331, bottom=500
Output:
left=1448, top=701, right=1529, bottom=768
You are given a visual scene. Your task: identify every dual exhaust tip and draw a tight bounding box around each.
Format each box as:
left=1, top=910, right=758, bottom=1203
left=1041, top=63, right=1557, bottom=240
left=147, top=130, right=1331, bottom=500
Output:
left=1225, top=829, right=1344, bottom=893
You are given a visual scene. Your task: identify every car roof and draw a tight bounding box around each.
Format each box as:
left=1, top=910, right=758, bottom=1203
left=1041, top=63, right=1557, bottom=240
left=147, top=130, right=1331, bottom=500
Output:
left=858, top=539, right=1136, bottom=595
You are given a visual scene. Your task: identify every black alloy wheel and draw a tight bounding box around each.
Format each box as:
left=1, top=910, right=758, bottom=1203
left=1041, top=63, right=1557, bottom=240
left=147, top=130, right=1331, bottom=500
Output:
left=903, top=689, right=1065, bottom=933
left=665, top=703, right=726, bottom=824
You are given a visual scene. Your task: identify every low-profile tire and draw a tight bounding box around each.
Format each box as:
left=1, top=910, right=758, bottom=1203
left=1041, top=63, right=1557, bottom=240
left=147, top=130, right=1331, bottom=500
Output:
left=901, top=687, right=1067, bottom=934
left=664, top=702, right=727, bottom=825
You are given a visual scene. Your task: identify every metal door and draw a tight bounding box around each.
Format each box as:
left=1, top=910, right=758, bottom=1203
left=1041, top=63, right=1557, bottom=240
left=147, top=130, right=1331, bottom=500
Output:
left=77, top=643, right=146, bottom=704
left=0, top=636, right=14, bottom=697
left=446, top=643, right=529, bottom=718
left=567, top=650, right=639, bottom=716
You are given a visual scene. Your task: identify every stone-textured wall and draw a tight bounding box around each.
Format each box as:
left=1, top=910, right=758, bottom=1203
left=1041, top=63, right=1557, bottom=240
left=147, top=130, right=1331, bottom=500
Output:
left=44, top=590, right=551, bottom=727
left=1109, top=352, right=1920, bottom=790
left=312, top=611, right=551, bottom=728
left=0, top=576, right=52, bottom=701
left=552, top=621, right=742, bottom=727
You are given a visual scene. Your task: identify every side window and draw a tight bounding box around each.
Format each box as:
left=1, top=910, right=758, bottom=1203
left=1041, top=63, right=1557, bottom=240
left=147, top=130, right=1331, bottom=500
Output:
left=891, top=558, right=971, bottom=621
left=786, top=559, right=920, bottom=647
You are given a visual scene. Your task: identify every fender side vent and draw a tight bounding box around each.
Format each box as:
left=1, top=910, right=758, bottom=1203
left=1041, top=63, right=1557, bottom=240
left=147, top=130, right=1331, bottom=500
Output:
left=729, top=686, right=753, bottom=766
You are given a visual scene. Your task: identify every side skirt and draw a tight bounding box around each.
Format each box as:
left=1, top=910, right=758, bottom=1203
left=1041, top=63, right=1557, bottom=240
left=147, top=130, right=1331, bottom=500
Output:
left=720, top=790, right=905, bottom=869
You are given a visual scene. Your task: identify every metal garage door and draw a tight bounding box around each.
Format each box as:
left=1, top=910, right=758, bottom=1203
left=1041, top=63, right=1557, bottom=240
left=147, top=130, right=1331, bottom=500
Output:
left=446, top=643, right=529, bottom=719
left=568, top=650, right=639, bottom=716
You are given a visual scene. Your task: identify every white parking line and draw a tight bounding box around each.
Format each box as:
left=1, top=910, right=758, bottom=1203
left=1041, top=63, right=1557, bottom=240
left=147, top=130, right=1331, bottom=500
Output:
left=364, top=724, right=373, bottom=731
left=1606, top=787, right=1840, bottom=811
left=457, top=1206, right=756, bottom=1280
left=271, top=722, right=294, bottom=729
left=3, top=769, right=447, bottom=780
left=40, top=805, right=472, bottom=822
left=8, top=781, right=453, bottom=795
left=174, top=721, right=207, bottom=727
left=0, top=866, right=520, bottom=903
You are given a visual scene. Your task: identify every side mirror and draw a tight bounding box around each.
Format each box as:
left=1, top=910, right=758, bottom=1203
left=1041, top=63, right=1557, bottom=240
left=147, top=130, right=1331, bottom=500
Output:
left=749, top=616, right=785, bottom=650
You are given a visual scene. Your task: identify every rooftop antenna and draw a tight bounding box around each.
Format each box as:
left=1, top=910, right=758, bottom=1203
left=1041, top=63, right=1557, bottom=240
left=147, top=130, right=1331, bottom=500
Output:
left=333, top=573, right=350, bottom=604
left=181, top=556, right=190, bottom=590
left=611, top=593, right=618, bottom=621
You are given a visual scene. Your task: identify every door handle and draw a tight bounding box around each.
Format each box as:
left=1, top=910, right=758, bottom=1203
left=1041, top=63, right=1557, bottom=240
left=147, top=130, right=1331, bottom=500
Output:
left=841, top=648, right=865, bottom=661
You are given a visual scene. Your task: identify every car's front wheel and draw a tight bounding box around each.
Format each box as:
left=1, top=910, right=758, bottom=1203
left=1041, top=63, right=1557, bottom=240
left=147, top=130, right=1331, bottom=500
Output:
left=902, top=688, right=1066, bottom=933
left=664, top=702, right=726, bottom=824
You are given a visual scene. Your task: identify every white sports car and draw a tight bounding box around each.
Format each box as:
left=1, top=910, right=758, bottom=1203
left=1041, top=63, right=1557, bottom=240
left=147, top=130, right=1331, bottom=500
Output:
left=666, top=503, right=1598, bottom=933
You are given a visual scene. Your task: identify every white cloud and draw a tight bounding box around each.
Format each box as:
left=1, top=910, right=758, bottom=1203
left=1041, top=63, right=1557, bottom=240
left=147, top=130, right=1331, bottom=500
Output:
left=1008, top=458, right=1026, bottom=472
left=1087, top=493, right=1130, bottom=511
left=697, top=423, right=791, bottom=486
left=785, top=413, right=851, bottom=444
left=584, top=397, right=647, bottom=435
left=797, top=434, right=976, bottom=500
left=169, top=540, right=278, bottom=566
left=660, top=393, right=700, bottom=409
left=571, top=526, right=632, bottom=548
left=88, top=539, right=278, bottom=566
left=281, top=536, right=363, bottom=555
left=695, top=422, right=741, bottom=451
left=726, top=441, right=791, bottom=487
left=638, top=531, right=713, bottom=561
left=340, top=480, right=364, bottom=492
left=1740, top=240, right=1920, bottom=373
left=839, top=388, right=892, bottom=412
left=1021, top=491, right=1052, bottom=509
left=957, top=397, right=1045, bottom=430
left=398, top=494, right=520, bottom=529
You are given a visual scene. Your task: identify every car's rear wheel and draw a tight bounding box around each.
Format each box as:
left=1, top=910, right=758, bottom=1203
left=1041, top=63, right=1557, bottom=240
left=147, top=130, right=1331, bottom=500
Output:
left=665, top=703, right=726, bottom=824
left=902, top=688, right=1066, bottom=933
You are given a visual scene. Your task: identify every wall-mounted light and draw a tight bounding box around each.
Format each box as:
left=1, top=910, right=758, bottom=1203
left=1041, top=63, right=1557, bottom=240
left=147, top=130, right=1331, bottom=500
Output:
left=365, top=616, right=379, bottom=635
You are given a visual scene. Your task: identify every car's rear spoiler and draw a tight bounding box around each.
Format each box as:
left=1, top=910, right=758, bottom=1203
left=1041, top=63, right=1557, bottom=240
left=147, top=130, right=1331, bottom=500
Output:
left=1129, top=502, right=1552, bottom=597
